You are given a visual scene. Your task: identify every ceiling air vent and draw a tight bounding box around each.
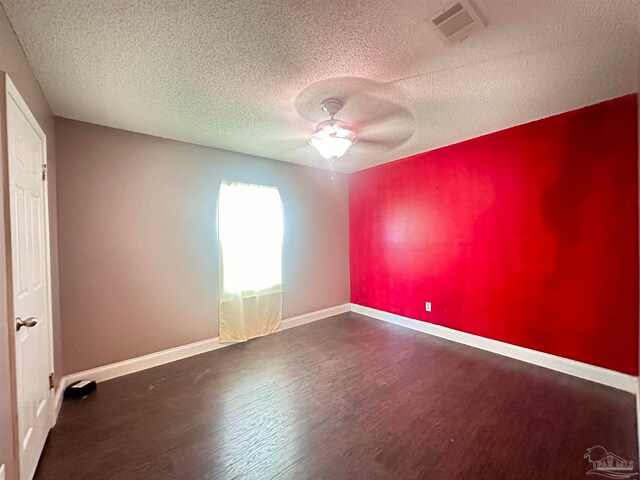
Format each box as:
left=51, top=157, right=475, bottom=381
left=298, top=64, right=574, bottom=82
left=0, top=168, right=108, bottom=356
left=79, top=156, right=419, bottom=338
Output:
left=428, top=0, right=485, bottom=44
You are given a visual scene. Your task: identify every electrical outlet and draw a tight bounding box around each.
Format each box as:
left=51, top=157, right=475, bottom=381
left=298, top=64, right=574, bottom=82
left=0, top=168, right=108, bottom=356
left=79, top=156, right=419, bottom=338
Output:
left=425, top=302, right=432, bottom=312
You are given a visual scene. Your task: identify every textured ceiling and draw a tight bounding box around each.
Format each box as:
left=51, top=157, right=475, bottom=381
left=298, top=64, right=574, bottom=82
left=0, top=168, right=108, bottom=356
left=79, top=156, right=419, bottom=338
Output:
left=2, top=0, right=638, bottom=172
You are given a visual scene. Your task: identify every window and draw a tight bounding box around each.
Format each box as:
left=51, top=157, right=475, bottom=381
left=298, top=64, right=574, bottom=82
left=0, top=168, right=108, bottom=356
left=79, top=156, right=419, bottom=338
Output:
left=218, top=181, right=283, bottom=293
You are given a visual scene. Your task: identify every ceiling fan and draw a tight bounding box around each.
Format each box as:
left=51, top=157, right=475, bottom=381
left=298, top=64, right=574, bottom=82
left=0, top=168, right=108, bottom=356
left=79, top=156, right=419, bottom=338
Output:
left=304, top=93, right=414, bottom=178
left=308, top=98, right=357, bottom=177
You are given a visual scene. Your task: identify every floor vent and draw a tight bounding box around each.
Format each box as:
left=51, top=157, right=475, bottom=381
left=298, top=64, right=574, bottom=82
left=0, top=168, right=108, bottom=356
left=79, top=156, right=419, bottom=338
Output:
left=428, top=0, right=485, bottom=44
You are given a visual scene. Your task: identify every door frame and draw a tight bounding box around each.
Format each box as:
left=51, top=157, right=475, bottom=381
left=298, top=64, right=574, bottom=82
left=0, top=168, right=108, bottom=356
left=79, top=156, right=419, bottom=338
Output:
left=4, top=73, right=55, bottom=478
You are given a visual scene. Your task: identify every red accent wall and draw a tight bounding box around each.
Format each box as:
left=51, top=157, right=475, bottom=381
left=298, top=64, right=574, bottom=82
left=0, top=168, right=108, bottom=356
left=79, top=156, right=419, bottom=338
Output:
left=349, top=95, right=639, bottom=375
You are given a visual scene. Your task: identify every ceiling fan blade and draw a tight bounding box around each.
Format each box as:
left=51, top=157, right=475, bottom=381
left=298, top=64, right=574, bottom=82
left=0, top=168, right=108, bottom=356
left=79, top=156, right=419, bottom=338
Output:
left=358, top=118, right=414, bottom=140
left=356, top=129, right=414, bottom=151
left=350, top=103, right=412, bottom=130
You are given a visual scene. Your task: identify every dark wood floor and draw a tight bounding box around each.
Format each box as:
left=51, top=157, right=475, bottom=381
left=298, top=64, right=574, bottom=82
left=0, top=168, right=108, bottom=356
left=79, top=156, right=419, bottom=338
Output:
left=36, top=313, right=637, bottom=479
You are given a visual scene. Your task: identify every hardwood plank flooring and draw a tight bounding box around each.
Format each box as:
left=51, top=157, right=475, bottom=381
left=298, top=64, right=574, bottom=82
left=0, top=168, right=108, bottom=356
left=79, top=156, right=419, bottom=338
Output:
left=35, top=313, right=638, bottom=479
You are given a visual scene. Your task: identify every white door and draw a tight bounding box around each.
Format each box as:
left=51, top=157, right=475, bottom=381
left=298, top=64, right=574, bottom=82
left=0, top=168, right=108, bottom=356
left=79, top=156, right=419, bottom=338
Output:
left=6, top=77, right=54, bottom=480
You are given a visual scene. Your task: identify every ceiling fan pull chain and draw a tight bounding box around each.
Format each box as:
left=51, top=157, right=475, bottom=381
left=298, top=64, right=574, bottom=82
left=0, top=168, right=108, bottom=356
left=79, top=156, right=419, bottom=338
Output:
left=331, top=157, right=336, bottom=180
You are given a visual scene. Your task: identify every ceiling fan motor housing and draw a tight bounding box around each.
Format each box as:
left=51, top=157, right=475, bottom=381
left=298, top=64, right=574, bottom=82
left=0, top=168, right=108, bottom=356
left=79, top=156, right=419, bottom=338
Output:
left=320, top=98, right=344, bottom=118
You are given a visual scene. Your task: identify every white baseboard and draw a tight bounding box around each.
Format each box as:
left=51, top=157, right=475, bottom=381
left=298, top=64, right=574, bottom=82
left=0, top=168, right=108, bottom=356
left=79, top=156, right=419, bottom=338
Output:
left=53, top=377, right=66, bottom=424
left=64, top=337, right=225, bottom=386
left=62, top=303, right=351, bottom=387
left=351, top=303, right=638, bottom=393
left=282, top=304, right=350, bottom=329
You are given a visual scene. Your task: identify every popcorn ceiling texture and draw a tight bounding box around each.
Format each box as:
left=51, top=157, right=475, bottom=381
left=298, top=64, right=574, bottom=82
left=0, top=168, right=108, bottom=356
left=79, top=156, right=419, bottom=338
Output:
left=2, top=0, right=638, bottom=172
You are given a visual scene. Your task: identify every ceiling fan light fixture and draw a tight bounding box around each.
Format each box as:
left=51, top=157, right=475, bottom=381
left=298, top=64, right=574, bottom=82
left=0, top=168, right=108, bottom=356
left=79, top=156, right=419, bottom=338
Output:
left=309, top=118, right=357, bottom=159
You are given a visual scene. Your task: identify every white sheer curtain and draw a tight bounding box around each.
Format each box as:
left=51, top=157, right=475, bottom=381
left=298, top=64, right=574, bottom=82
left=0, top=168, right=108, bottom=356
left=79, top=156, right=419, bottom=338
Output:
left=218, top=181, right=283, bottom=342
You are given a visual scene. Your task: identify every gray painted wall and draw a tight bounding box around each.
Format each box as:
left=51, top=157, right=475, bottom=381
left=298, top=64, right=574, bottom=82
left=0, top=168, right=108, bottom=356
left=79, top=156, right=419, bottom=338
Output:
left=55, top=118, right=350, bottom=375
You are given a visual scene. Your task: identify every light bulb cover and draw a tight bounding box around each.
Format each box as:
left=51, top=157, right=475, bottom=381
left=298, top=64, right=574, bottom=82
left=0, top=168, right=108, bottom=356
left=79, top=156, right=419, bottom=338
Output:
left=309, top=119, right=357, bottom=159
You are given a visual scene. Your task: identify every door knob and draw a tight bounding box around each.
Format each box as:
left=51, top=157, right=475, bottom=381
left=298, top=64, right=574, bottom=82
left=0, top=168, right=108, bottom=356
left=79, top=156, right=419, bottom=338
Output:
left=16, top=317, right=38, bottom=331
